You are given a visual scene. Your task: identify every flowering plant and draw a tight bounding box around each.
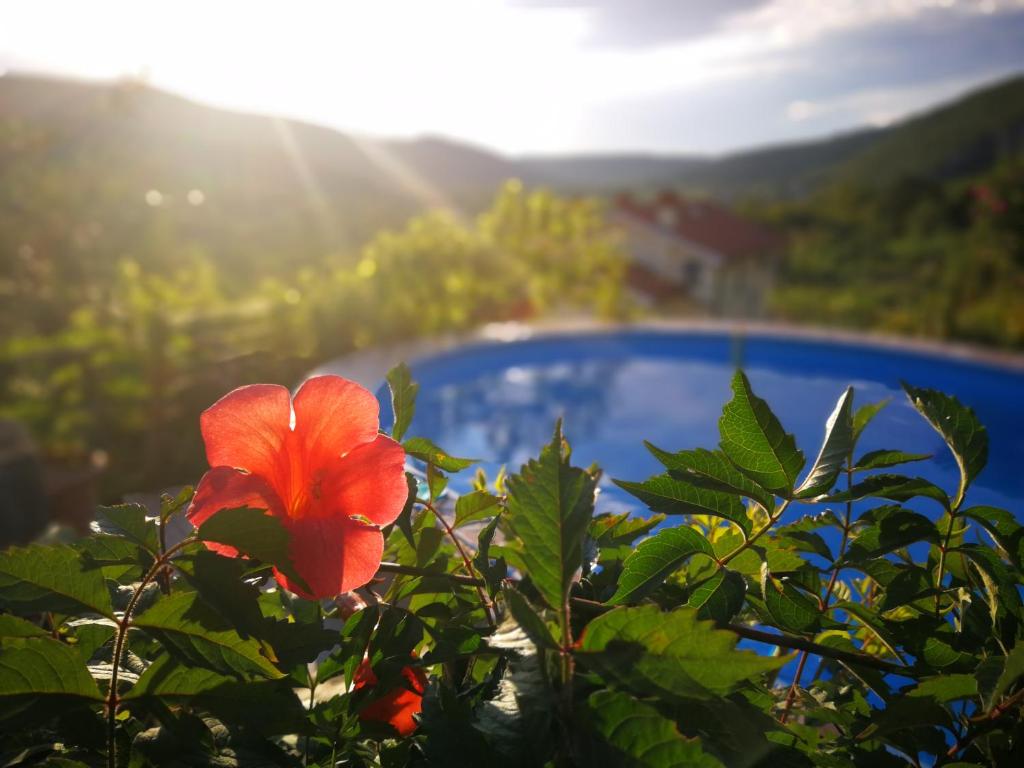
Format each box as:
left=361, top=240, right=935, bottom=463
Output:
left=1, top=365, right=1022, bottom=767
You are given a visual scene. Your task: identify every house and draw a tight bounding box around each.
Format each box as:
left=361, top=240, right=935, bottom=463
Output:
left=610, top=190, right=785, bottom=317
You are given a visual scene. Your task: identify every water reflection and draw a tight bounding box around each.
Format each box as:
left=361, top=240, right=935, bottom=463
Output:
left=381, top=331, right=1024, bottom=518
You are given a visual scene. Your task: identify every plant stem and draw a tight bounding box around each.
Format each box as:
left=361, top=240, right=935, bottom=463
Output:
left=934, top=511, right=957, bottom=618
left=420, top=499, right=497, bottom=628
left=719, top=499, right=790, bottom=567
left=106, top=537, right=194, bottom=768
left=779, top=650, right=810, bottom=724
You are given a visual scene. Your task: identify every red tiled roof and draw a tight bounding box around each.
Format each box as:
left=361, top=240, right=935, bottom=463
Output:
left=614, top=190, right=785, bottom=259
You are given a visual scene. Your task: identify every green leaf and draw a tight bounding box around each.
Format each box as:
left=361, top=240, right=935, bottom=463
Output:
left=607, top=526, right=715, bottom=605
left=0, top=615, right=49, bottom=639
left=909, top=674, right=978, bottom=703
left=590, top=512, right=666, bottom=548
left=577, top=605, right=787, bottom=700
left=853, top=399, right=889, bottom=441
left=824, top=474, right=950, bottom=511
left=386, top=361, right=418, bottom=442
left=902, top=383, right=988, bottom=507
left=795, top=386, right=853, bottom=497
left=453, top=489, right=500, bottom=527
left=843, top=506, right=939, bottom=563
left=474, top=513, right=506, bottom=596
left=583, top=689, right=724, bottom=767
left=990, top=641, right=1024, bottom=704
left=123, top=655, right=305, bottom=734
left=0, top=637, right=104, bottom=719
left=852, top=450, right=931, bottom=472
left=961, top=506, right=1023, bottom=572
left=687, top=569, right=746, bottom=622
left=0, top=545, right=114, bottom=618
left=195, top=506, right=309, bottom=594
left=761, top=566, right=820, bottom=634
left=956, top=544, right=1023, bottom=619
left=133, top=591, right=283, bottom=679
left=402, top=437, right=477, bottom=472
left=503, top=588, right=559, bottom=650
left=830, top=600, right=905, bottom=663
left=92, top=503, right=159, bottom=553
left=613, top=475, right=751, bottom=538
left=504, top=421, right=596, bottom=611
left=645, top=444, right=774, bottom=511
left=719, top=371, right=805, bottom=495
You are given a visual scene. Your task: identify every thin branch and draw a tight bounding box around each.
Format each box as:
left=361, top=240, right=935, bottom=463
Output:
left=568, top=597, right=909, bottom=674
left=107, top=537, right=195, bottom=768
left=421, top=498, right=497, bottom=627
left=377, top=561, right=485, bottom=586
left=719, top=499, right=790, bottom=567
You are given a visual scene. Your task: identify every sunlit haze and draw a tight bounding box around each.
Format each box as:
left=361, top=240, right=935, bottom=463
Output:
left=2, top=0, right=1024, bottom=154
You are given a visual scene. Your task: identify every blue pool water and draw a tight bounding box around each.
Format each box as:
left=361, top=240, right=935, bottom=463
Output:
left=379, top=329, right=1024, bottom=518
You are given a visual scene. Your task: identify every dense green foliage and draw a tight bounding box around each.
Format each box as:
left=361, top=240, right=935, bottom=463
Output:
left=2, top=368, right=1023, bottom=766
left=756, top=156, right=1024, bottom=347
left=0, top=181, right=625, bottom=498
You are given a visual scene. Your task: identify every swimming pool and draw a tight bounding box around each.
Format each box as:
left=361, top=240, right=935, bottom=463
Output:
left=370, top=327, right=1024, bottom=517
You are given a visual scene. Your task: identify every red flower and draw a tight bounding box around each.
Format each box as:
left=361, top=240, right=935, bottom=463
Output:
left=187, top=375, right=407, bottom=599
left=353, top=658, right=427, bottom=737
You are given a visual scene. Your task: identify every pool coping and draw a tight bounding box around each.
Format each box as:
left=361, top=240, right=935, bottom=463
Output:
left=306, top=318, right=1024, bottom=389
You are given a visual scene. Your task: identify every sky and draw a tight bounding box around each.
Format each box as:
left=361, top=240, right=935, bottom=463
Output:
left=1, top=0, right=1023, bottom=155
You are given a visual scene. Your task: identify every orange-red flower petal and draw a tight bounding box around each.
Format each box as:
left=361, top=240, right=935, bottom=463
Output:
left=353, top=659, right=427, bottom=737
left=271, top=514, right=384, bottom=599
left=318, top=435, right=408, bottom=526
left=200, top=384, right=291, bottom=482
left=292, top=375, right=380, bottom=471
left=187, top=467, right=287, bottom=557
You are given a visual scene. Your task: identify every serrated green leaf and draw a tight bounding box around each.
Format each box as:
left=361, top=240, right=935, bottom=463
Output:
left=909, top=674, right=978, bottom=702
left=386, top=361, right=418, bottom=442
left=613, top=475, right=751, bottom=537
left=0, top=545, right=113, bottom=618
left=474, top=513, right=506, bottom=596
left=796, top=386, right=853, bottom=497
left=503, top=588, right=559, bottom=650
left=830, top=600, right=905, bottom=663
left=590, top=512, right=666, bottom=548
left=402, top=437, right=477, bottom=472
left=607, top=526, right=715, bottom=605
left=0, top=615, right=48, bottom=639
left=0, top=637, right=104, bottom=719
left=195, top=506, right=309, bottom=594
left=133, top=591, right=283, bottom=679
left=645, top=444, right=774, bottom=511
left=956, top=544, right=1023, bottom=619
left=762, top=567, right=820, bottom=634
left=843, top=506, right=938, bottom=563
left=719, top=371, right=805, bottom=495
left=577, top=605, right=787, bottom=700
left=852, top=450, right=931, bottom=472
left=687, top=569, right=746, bottom=622
left=990, top=641, right=1024, bottom=704
left=92, top=503, right=159, bottom=553
left=825, top=474, right=950, bottom=511
left=453, top=489, right=500, bottom=528
left=123, top=655, right=305, bottom=734
left=902, top=383, right=988, bottom=508
left=504, top=421, right=596, bottom=611
left=583, top=689, right=724, bottom=767
left=853, top=399, right=889, bottom=441
left=961, top=506, right=1023, bottom=572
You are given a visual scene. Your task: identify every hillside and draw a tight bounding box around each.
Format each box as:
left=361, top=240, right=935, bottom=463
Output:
left=1, top=72, right=1022, bottom=297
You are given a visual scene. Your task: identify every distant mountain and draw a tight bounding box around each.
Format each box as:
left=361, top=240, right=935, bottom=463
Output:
left=2, top=72, right=1022, bottom=282
left=521, top=76, right=1024, bottom=198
